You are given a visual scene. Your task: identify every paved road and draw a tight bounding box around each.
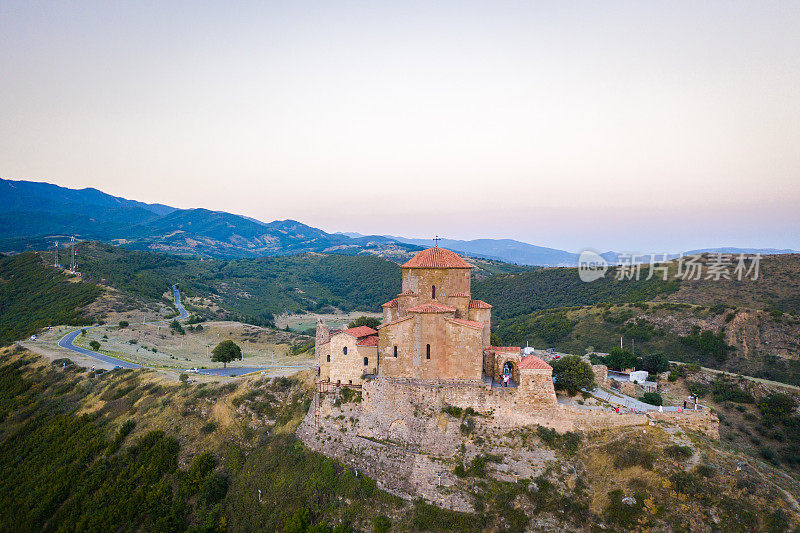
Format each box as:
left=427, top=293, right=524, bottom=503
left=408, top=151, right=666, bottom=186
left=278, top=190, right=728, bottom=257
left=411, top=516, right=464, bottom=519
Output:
left=588, top=387, right=704, bottom=412
left=58, top=328, right=140, bottom=369
left=55, top=284, right=278, bottom=376
left=171, top=284, right=189, bottom=320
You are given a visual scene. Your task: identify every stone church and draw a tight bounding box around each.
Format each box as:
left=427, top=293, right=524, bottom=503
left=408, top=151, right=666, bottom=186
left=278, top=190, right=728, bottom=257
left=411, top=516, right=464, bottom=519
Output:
left=315, top=247, right=556, bottom=403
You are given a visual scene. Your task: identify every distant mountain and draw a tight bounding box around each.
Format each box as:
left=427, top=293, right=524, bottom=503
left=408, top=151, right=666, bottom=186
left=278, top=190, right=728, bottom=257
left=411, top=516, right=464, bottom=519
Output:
left=3, top=179, right=796, bottom=264
left=0, top=178, right=421, bottom=260
left=385, top=236, right=578, bottom=267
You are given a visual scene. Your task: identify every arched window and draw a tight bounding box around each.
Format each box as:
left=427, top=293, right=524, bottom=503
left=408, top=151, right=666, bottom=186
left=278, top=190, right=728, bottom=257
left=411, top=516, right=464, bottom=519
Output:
left=393, top=345, right=398, bottom=357
left=364, top=357, right=369, bottom=366
left=432, top=285, right=436, bottom=299
left=326, top=354, right=330, bottom=362
left=343, top=346, right=347, bottom=355
left=426, top=344, right=431, bottom=359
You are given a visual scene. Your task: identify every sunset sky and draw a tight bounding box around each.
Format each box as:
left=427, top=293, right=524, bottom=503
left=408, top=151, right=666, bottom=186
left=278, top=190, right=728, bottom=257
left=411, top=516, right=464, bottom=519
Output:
left=1, top=1, right=799, bottom=252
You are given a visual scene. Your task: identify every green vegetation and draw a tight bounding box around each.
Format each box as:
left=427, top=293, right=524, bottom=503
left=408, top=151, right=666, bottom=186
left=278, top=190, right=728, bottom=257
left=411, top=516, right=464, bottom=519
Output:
left=89, top=340, right=101, bottom=351
left=640, top=392, right=663, bottom=406
left=602, top=348, right=640, bottom=372
left=641, top=351, right=670, bottom=374
left=346, top=316, right=381, bottom=329
left=680, top=327, right=731, bottom=361
left=0, top=253, right=99, bottom=346
left=473, top=266, right=679, bottom=320
left=551, top=355, right=595, bottom=396
left=67, top=242, right=402, bottom=325
left=211, top=340, right=242, bottom=368
left=535, top=425, right=582, bottom=455
left=0, top=351, right=226, bottom=531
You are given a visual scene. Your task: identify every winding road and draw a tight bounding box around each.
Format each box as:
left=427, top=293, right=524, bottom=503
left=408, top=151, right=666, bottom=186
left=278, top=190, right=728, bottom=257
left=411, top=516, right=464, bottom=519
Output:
left=56, top=284, right=303, bottom=377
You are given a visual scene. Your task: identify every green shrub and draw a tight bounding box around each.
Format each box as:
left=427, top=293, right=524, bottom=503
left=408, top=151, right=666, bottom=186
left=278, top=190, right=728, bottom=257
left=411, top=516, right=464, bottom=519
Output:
left=664, top=445, right=693, bottom=460
left=640, top=392, right=663, bottom=406
left=442, top=404, right=463, bottom=418
left=200, top=421, right=217, bottom=434
left=758, top=393, right=797, bottom=423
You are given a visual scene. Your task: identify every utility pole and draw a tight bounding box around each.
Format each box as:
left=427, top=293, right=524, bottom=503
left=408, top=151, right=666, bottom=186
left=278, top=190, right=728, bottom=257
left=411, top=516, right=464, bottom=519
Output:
left=620, top=336, right=623, bottom=349
left=70, top=236, right=76, bottom=272
left=54, top=241, right=59, bottom=267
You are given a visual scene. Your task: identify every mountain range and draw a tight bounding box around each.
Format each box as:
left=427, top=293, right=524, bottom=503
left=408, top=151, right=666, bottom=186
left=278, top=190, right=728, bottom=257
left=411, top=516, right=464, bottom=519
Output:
left=1, top=178, right=796, bottom=265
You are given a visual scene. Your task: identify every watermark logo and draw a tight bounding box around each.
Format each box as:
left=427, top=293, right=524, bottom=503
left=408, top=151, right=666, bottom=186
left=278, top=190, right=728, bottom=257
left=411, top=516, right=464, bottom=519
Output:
left=578, top=250, right=609, bottom=282
left=577, top=251, right=761, bottom=283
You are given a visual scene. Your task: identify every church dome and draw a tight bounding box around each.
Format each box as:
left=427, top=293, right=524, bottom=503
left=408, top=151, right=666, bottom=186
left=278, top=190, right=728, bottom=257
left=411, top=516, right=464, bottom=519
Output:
left=401, top=247, right=472, bottom=269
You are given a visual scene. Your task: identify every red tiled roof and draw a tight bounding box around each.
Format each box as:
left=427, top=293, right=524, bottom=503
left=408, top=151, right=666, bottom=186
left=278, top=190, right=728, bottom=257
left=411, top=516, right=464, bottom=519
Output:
left=469, top=300, right=492, bottom=309
left=449, top=292, right=471, bottom=298
left=336, top=325, right=378, bottom=338
left=407, top=302, right=457, bottom=313
left=402, top=248, right=472, bottom=269
left=382, top=299, right=398, bottom=308
left=398, top=290, right=417, bottom=296
left=356, top=335, right=379, bottom=347
left=519, top=355, right=552, bottom=370
left=488, top=346, right=521, bottom=353
left=447, top=318, right=485, bottom=329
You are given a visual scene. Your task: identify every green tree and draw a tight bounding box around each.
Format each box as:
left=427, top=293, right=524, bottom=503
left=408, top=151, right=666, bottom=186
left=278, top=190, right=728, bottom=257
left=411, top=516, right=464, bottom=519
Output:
left=551, top=355, right=595, bottom=396
left=490, top=331, right=502, bottom=346
left=211, top=339, right=242, bottom=368
left=118, top=320, right=129, bottom=328
left=170, top=319, right=185, bottom=335
left=640, top=392, right=663, bottom=406
left=641, top=352, right=669, bottom=374
left=89, top=340, right=101, bottom=351
left=604, top=348, right=641, bottom=371
left=347, top=316, right=381, bottom=329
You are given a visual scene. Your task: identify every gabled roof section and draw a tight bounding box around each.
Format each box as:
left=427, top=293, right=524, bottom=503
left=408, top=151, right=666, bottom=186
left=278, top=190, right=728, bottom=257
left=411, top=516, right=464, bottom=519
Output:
left=469, top=300, right=492, bottom=309
left=446, top=317, right=485, bottom=330
left=488, top=346, right=521, bottom=353
left=334, top=325, right=378, bottom=338
left=519, top=355, right=552, bottom=370
left=398, top=290, right=417, bottom=297
left=376, top=315, right=413, bottom=329
left=382, top=299, right=398, bottom=308
left=356, top=335, right=379, bottom=347
left=407, top=302, right=457, bottom=313
left=402, top=247, right=472, bottom=269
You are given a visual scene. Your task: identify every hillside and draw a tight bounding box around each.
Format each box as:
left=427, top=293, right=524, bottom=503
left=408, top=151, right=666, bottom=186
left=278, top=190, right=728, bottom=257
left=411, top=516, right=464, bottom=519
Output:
left=473, top=265, right=680, bottom=320
left=0, top=253, right=99, bottom=346
left=56, top=242, right=402, bottom=325
left=2, top=345, right=798, bottom=532
left=488, top=254, right=800, bottom=386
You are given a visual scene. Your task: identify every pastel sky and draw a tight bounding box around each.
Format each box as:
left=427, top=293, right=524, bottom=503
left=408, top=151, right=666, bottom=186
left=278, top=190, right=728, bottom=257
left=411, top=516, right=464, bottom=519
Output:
left=2, top=1, right=799, bottom=252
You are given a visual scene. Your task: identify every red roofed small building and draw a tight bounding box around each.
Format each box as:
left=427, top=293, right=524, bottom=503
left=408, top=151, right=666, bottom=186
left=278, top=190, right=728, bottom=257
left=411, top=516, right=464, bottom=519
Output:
left=315, top=324, right=378, bottom=385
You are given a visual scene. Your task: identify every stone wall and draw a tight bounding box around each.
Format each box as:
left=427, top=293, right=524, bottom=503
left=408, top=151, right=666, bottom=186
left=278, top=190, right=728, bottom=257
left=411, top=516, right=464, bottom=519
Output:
left=646, top=409, right=720, bottom=440
left=401, top=267, right=471, bottom=313
left=378, top=313, right=483, bottom=381
left=328, top=334, right=376, bottom=385
left=297, top=378, right=719, bottom=511
left=592, top=364, right=609, bottom=388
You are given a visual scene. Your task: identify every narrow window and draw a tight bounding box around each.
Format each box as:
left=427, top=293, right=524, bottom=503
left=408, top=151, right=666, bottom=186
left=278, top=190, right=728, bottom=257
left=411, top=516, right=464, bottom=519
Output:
left=426, top=344, right=431, bottom=359
left=364, top=357, right=369, bottom=366
left=343, top=346, right=347, bottom=355
left=326, top=354, right=330, bottom=362
left=432, top=285, right=436, bottom=299
left=393, top=345, right=398, bottom=357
